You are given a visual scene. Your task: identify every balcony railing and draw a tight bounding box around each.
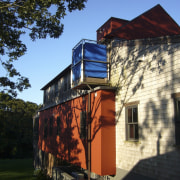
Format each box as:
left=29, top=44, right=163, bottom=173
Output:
left=71, top=39, right=109, bottom=89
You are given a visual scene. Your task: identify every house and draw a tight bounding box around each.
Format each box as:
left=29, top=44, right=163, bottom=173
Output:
left=33, top=4, right=180, bottom=179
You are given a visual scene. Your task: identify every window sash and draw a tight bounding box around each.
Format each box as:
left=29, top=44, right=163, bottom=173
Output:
left=128, top=124, right=139, bottom=140
left=126, top=105, right=139, bottom=141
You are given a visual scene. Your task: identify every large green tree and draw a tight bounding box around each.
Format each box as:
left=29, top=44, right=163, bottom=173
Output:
left=0, top=0, right=87, bottom=96
left=0, top=92, right=40, bottom=158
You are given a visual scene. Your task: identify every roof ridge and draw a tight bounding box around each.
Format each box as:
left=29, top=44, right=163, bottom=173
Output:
left=106, top=4, right=180, bottom=40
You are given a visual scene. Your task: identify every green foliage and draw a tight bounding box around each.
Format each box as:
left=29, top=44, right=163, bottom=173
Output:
left=0, top=0, right=87, bottom=96
left=34, top=169, right=51, bottom=180
left=0, top=92, right=40, bottom=158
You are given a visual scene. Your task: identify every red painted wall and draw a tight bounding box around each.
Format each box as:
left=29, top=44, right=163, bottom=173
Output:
left=38, top=89, right=116, bottom=176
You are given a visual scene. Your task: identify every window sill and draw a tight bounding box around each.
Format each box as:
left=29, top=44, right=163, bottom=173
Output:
left=124, top=140, right=141, bottom=144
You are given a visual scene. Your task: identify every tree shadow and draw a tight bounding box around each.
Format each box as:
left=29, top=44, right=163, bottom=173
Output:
left=110, top=35, right=180, bottom=179
left=37, top=90, right=115, bottom=175
left=110, top=37, right=174, bottom=124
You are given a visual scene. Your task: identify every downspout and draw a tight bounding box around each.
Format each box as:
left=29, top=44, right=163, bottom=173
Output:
left=87, top=84, right=92, bottom=180
left=87, top=90, right=91, bottom=180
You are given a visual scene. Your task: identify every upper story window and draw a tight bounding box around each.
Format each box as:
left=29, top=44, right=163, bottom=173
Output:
left=44, top=89, right=47, bottom=104
left=55, top=82, right=58, bottom=97
left=64, top=78, right=67, bottom=92
left=63, top=73, right=71, bottom=92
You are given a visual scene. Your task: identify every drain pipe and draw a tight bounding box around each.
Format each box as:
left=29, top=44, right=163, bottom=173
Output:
left=87, top=84, right=92, bottom=180
left=87, top=91, right=91, bottom=180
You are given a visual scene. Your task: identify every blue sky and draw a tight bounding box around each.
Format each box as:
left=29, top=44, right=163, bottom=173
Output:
left=14, top=0, right=180, bottom=105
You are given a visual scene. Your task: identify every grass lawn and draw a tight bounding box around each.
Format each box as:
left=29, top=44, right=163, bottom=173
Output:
left=0, top=158, right=37, bottom=180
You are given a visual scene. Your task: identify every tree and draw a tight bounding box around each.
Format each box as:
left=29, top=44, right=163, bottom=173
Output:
left=0, top=0, right=87, bottom=96
left=0, top=92, right=40, bottom=158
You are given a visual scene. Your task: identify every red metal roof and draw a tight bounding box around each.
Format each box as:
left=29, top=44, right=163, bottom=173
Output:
left=101, top=4, right=180, bottom=40
left=97, top=17, right=129, bottom=41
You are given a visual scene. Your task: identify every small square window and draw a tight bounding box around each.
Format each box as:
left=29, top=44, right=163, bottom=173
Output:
left=126, top=105, right=139, bottom=141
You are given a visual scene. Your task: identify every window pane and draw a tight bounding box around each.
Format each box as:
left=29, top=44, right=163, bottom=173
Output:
left=128, top=108, right=132, bottom=123
left=129, top=124, right=134, bottom=139
left=133, top=107, right=138, bottom=122
left=135, top=124, right=139, bottom=139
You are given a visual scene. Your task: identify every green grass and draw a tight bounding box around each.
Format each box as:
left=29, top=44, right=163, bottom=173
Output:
left=0, top=158, right=37, bottom=180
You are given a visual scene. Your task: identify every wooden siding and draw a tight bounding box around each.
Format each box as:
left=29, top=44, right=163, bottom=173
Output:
left=38, top=89, right=116, bottom=176
left=110, top=35, right=180, bottom=179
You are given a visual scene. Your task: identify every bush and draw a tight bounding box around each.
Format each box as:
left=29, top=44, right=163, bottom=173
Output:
left=34, top=169, right=51, bottom=180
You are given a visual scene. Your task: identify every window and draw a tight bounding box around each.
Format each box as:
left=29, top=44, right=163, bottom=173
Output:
left=55, top=82, right=58, bottom=97
left=57, top=116, right=61, bottom=136
left=125, top=102, right=139, bottom=141
left=67, top=73, right=71, bottom=89
left=64, top=81, right=67, bottom=92
left=44, top=118, right=48, bottom=138
left=63, top=75, right=67, bottom=92
left=173, top=93, right=180, bottom=145
left=49, top=117, right=53, bottom=136
left=63, top=73, right=71, bottom=92
left=80, top=111, right=87, bottom=139
left=44, top=90, right=47, bottom=103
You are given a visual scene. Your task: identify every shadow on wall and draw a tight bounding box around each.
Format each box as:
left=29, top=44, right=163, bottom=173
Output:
left=111, top=37, right=176, bottom=121
left=35, top=101, right=82, bottom=175
left=56, top=102, right=82, bottom=166
left=110, top=35, right=180, bottom=179
left=123, top=150, right=180, bottom=180
left=36, top=89, right=115, bottom=176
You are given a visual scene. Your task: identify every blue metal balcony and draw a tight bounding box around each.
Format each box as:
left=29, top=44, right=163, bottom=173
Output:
left=71, top=39, right=109, bottom=89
